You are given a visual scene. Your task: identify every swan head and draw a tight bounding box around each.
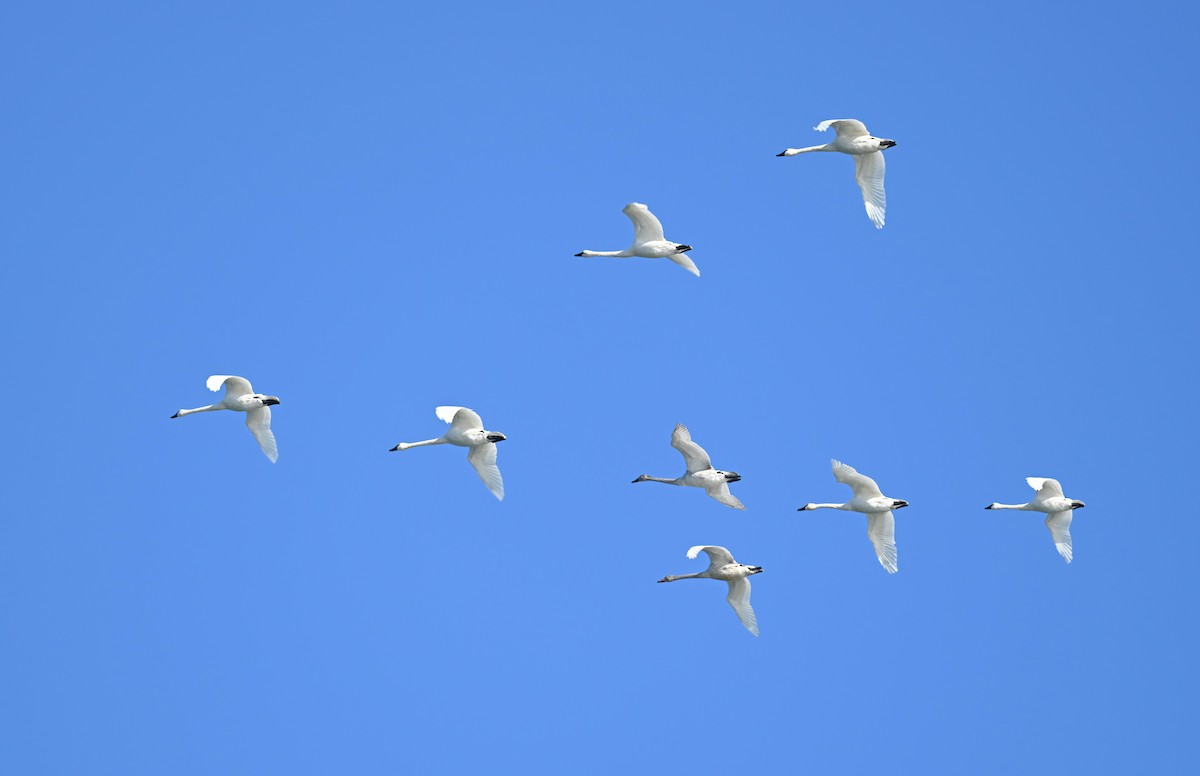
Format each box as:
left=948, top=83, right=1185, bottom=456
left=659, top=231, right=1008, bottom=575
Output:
left=1070, top=500, right=1086, bottom=509
left=632, top=474, right=650, bottom=483
left=486, top=432, right=507, bottom=443
left=878, top=138, right=897, bottom=149
left=797, top=503, right=815, bottom=511
left=389, top=442, right=408, bottom=451
left=984, top=503, right=999, bottom=509
left=892, top=499, right=909, bottom=509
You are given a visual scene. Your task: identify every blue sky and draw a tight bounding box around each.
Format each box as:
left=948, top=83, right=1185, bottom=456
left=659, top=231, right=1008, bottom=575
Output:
left=2, top=1, right=1197, bottom=772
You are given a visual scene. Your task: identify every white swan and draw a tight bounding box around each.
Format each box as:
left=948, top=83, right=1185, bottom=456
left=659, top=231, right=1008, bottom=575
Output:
left=658, top=545, right=763, bottom=636
left=574, top=202, right=699, bottom=276
left=777, top=119, right=896, bottom=229
left=986, top=477, right=1086, bottom=564
left=632, top=424, right=745, bottom=509
left=389, top=406, right=506, bottom=501
left=798, top=459, right=907, bottom=573
left=171, top=375, right=280, bottom=463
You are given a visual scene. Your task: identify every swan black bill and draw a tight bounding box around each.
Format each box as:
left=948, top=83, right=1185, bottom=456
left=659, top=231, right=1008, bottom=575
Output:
left=264, top=398, right=281, bottom=406
left=894, top=500, right=910, bottom=508
left=574, top=252, right=585, bottom=257
left=776, top=151, right=787, bottom=156
left=170, top=411, right=179, bottom=418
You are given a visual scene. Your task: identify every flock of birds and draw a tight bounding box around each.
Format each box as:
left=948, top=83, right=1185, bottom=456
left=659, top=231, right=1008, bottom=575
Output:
left=171, top=118, right=1088, bottom=637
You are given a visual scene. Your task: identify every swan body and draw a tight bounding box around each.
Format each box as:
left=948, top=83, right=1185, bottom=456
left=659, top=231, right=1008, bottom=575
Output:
left=777, top=119, right=896, bottom=229
left=574, top=202, right=699, bottom=276
left=389, top=406, right=506, bottom=500
left=171, top=375, right=281, bottom=462
left=632, top=424, right=745, bottom=509
left=798, top=459, right=907, bottom=573
left=986, top=477, right=1086, bottom=564
left=657, top=545, right=763, bottom=636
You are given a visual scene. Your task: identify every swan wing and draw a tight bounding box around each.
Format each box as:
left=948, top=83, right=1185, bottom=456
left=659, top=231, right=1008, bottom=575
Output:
left=815, top=119, right=870, bottom=139
left=622, top=202, right=666, bottom=243
left=207, top=375, right=253, bottom=396
left=245, top=405, right=278, bottom=463
left=1026, top=477, right=1065, bottom=500
left=671, top=424, right=712, bottom=474
left=467, top=443, right=504, bottom=501
left=667, top=251, right=700, bottom=277
left=687, top=545, right=736, bottom=567
left=1045, top=511, right=1073, bottom=563
left=706, top=481, right=746, bottom=510
left=853, top=151, right=887, bottom=229
left=436, top=405, right=485, bottom=431
left=831, top=459, right=884, bottom=498
left=726, top=578, right=759, bottom=636
left=866, top=511, right=898, bottom=573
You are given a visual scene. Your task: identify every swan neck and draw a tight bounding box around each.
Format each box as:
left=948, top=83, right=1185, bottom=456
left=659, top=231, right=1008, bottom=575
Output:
left=782, top=144, right=830, bottom=155
left=579, top=250, right=629, bottom=258
left=806, top=502, right=845, bottom=510
left=989, top=503, right=1031, bottom=510
left=399, top=437, right=448, bottom=449
left=174, top=404, right=219, bottom=417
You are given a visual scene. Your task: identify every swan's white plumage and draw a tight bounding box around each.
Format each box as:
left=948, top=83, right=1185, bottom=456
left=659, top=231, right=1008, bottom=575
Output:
left=688, top=545, right=735, bottom=565
left=832, top=459, right=884, bottom=499
left=436, top=405, right=484, bottom=431
left=245, top=406, right=278, bottom=464
left=667, top=251, right=700, bottom=277
left=707, top=482, right=746, bottom=510
left=1027, top=477, right=1065, bottom=499
left=624, top=202, right=666, bottom=243
left=1045, top=511, right=1073, bottom=563
left=468, top=442, right=504, bottom=501
left=207, top=374, right=253, bottom=395
left=854, top=152, right=887, bottom=229
left=726, top=577, right=758, bottom=636
left=816, top=119, right=870, bottom=138
left=867, top=511, right=898, bottom=573
left=672, top=424, right=712, bottom=474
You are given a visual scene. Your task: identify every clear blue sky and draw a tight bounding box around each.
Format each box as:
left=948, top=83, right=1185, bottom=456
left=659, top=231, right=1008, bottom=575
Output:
left=2, top=1, right=1197, bottom=773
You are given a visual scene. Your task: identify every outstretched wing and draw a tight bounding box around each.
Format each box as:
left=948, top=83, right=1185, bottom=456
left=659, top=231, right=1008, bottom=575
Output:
left=436, top=405, right=485, bottom=432
left=671, top=424, right=713, bottom=473
left=207, top=375, right=254, bottom=396
left=1027, top=477, right=1065, bottom=500
left=245, top=406, right=278, bottom=463
left=1045, top=511, right=1073, bottom=563
left=815, top=119, right=870, bottom=139
left=467, top=443, right=504, bottom=501
left=706, top=481, right=746, bottom=510
left=726, top=578, right=759, bottom=636
left=667, top=251, right=700, bottom=277
left=622, top=202, right=666, bottom=243
left=866, top=511, right=898, bottom=573
left=686, top=545, right=736, bottom=567
left=853, top=151, right=887, bottom=229
left=832, top=459, right=884, bottom=498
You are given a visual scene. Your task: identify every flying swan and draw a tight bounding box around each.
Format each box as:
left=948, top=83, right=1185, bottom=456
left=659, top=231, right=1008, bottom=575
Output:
left=632, top=424, right=745, bottom=509
left=658, top=545, right=763, bottom=636
left=389, top=406, right=507, bottom=501
left=798, top=459, right=907, bottom=573
left=171, top=374, right=281, bottom=463
left=986, top=477, right=1086, bottom=564
left=777, top=119, right=896, bottom=229
left=574, top=202, right=699, bottom=276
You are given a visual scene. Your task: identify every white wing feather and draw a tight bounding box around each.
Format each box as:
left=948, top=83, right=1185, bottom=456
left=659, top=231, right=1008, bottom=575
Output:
left=667, top=251, right=700, bottom=277
left=854, top=151, right=887, bottom=229
left=815, top=119, right=870, bottom=139
left=467, top=443, right=504, bottom=501
left=706, top=481, right=746, bottom=510
left=436, top=405, right=485, bottom=431
left=866, top=511, right=898, bottom=573
left=1045, top=511, right=1073, bottom=563
left=1027, top=477, right=1065, bottom=499
left=831, top=459, right=884, bottom=498
left=686, top=545, right=736, bottom=567
left=245, top=406, right=278, bottom=463
left=622, top=202, right=666, bottom=243
left=671, top=424, right=712, bottom=474
left=207, top=375, right=253, bottom=396
left=726, top=577, right=759, bottom=636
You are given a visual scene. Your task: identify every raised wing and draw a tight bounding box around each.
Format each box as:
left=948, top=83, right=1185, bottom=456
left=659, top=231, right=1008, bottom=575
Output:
left=866, top=511, right=898, bottom=573
left=671, top=424, right=712, bottom=474
left=1045, top=511, right=1073, bottom=564
left=726, top=578, right=759, bottom=636
left=467, top=442, right=504, bottom=501
left=245, top=406, right=278, bottom=463
left=667, top=251, right=700, bottom=277
left=815, top=119, right=870, bottom=139
left=686, top=545, right=736, bottom=567
left=853, top=151, right=887, bottom=229
left=706, top=481, right=746, bottom=510
left=622, top=202, right=666, bottom=244
left=436, top=405, right=485, bottom=432
left=1027, top=477, right=1065, bottom=500
left=207, top=375, right=254, bottom=396
left=831, top=459, right=884, bottom=498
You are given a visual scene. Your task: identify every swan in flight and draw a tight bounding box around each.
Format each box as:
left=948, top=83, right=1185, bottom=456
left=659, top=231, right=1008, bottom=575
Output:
left=777, top=119, right=896, bottom=229
left=798, top=459, right=907, bottom=573
left=986, top=477, right=1086, bottom=564
left=658, top=545, right=763, bottom=636
left=389, top=406, right=506, bottom=501
left=632, top=424, right=745, bottom=509
left=574, top=202, right=699, bottom=276
left=171, top=375, right=281, bottom=463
